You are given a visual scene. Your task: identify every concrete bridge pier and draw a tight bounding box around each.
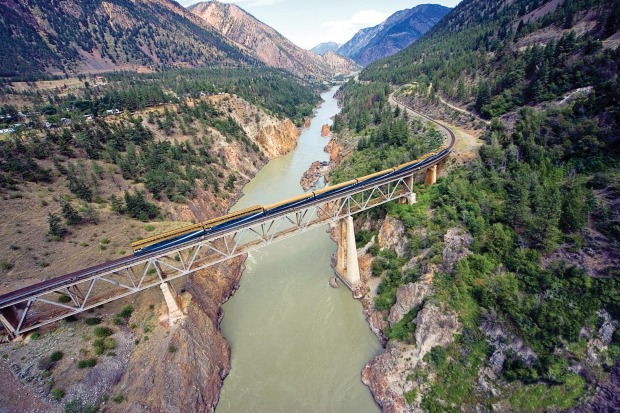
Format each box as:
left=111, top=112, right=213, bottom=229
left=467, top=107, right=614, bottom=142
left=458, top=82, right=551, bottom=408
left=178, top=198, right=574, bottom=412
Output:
left=335, top=216, right=361, bottom=289
left=425, top=165, right=437, bottom=185
left=160, top=282, right=184, bottom=323
left=399, top=175, right=417, bottom=205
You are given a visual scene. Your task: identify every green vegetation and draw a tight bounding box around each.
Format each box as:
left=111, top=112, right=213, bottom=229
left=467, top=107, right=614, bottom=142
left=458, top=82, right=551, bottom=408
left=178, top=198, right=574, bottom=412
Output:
left=93, top=326, right=114, bottom=338
left=332, top=1, right=620, bottom=410
left=76, top=358, right=97, bottom=369
left=51, top=388, right=65, bottom=401
left=84, top=317, right=102, bottom=326
left=93, top=337, right=115, bottom=356
left=63, top=398, right=98, bottom=413
left=50, top=351, right=64, bottom=362
left=331, top=81, right=443, bottom=184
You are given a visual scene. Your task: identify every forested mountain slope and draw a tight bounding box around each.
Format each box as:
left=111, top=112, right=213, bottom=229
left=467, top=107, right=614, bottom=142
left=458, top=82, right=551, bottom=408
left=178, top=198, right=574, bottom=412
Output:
left=0, top=0, right=256, bottom=80
left=333, top=0, right=620, bottom=411
left=338, top=4, right=450, bottom=66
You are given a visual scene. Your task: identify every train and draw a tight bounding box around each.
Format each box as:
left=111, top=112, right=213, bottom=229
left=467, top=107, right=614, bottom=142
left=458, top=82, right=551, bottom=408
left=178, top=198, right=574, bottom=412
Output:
left=131, top=145, right=450, bottom=256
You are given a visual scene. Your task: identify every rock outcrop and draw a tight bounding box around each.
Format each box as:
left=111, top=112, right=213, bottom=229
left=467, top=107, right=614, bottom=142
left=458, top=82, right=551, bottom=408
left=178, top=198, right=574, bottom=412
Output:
left=378, top=216, right=408, bottom=257
left=321, top=124, right=330, bottom=137
left=207, top=93, right=299, bottom=159
left=300, top=160, right=330, bottom=190
left=114, top=256, right=245, bottom=413
left=388, top=281, right=432, bottom=325
left=362, top=302, right=461, bottom=413
left=442, top=227, right=473, bottom=272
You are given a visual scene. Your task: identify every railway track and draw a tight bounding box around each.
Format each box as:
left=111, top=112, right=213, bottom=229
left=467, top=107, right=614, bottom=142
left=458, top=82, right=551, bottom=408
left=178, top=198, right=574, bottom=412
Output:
left=0, top=95, right=456, bottom=336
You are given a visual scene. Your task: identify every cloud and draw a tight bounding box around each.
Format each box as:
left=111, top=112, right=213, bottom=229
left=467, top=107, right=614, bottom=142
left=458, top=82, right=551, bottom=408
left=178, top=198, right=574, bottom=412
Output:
left=321, top=10, right=389, bottom=44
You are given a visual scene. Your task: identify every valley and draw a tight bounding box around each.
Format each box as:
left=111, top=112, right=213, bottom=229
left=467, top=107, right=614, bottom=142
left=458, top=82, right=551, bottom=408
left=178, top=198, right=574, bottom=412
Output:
left=1, top=0, right=620, bottom=412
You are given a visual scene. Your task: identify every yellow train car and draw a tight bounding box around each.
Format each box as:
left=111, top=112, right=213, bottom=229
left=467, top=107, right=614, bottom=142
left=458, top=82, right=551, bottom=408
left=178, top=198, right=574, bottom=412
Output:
left=263, top=192, right=315, bottom=212
left=131, top=222, right=205, bottom=253
left=355, top=167, right=397, bottom=184
left=202, top=205, right=264, bottom=229
left=312, top=179, right=358, bottom=197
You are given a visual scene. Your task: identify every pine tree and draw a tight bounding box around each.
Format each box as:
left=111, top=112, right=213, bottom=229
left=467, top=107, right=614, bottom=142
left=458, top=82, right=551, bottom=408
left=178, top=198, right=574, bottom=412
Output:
left=48, top=212, right=67, bottom=240
left=61, top=199, right=81, bottom=225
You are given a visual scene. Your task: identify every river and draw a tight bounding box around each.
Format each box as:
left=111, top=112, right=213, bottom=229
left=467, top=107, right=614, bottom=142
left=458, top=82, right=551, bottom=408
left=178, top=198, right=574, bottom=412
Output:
left=215, top=86, right=382, bottom=413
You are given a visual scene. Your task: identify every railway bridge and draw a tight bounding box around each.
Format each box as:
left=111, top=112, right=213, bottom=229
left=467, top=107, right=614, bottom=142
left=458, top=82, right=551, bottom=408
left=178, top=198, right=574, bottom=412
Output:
left=0, top=110, right=455, bottom=338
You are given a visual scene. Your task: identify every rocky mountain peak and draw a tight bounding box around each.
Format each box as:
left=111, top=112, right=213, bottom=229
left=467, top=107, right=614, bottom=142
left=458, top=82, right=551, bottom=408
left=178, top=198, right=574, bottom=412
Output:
left=189, top=1, right=356, bottom=80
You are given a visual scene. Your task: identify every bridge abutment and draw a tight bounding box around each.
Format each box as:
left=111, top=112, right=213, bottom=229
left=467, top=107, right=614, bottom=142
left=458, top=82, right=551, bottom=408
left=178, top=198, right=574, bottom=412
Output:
left=160, top=282, right=184, bottom=324
left=335, top=216, right=361, bottom=289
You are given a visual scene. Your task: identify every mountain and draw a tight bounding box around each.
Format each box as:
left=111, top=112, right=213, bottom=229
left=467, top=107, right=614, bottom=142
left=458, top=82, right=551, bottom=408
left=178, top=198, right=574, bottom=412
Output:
left=310, top=42, right=342, bottom=55
left=189, top=1, right=357, bottom=80
left=338, top=4, right=450, bottom=66
left=0, top=0, right=256, bottom=79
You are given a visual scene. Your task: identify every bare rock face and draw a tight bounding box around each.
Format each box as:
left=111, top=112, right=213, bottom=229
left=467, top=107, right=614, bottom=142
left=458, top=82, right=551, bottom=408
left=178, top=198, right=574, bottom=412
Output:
left=388, top=281, right=433, bottom=324
left=414, top=302, right=461, bottom=357
left=363, top=302, right=461, bottom=413
left=254, top=120, right=299, bottom=158
left=321, top=124, right=330, bottom=137
left=361, top=343, right=410, bottom=413
left=378, top=216, right=409, bottom=257
left=115, top=257, right=245, bottom=413
left=208, top=93, right=299, bottom=159
left=568, top=359, right=620, bottom=413
left=442, top=227, right=473, bottom=272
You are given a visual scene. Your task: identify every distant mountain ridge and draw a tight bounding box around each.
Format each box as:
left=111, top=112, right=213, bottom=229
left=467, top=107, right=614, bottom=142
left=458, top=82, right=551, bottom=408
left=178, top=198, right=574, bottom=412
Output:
left=338, top=4, right=450, bottom=66
left=0, top=0, right=256, bottom=79
left=310, top=42, right=342, bottom=55
left=189, top=1, right=357, bottom=80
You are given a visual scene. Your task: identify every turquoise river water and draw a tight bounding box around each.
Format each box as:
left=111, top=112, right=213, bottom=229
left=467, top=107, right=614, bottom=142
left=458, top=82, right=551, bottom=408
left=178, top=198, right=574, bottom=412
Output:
left=215, top=86, right=382, bottom=413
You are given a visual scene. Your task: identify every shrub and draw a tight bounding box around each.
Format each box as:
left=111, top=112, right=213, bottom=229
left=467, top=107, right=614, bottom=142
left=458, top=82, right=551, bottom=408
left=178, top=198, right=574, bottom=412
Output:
left=51, top=388, right=64, bottom=401
left=63, top=399, right=97, bottom=413
left=50, top=351, right=63, bottom=362
left=93, top=326, right=113, bottom=337
left=30, top=332, right=41, bottom=340
left=76, top=358, right=97, bottom=369
left=117, top=305, right=134, bottom=319
left=168, top=344, right=176, bottom=353
left=84, top=317, right=101, bottom=326
left=57, top=295, right=71, bottom=304
left=404, top=388, right=418, bottom=405
left=113, top=394, right=124, bottom=403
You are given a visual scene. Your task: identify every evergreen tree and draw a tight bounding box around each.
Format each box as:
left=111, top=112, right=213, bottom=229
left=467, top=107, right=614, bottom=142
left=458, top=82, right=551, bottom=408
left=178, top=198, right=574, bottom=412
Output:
left=47, top=212, right=67, bottom=240
left=61, top=199, right=82, bottom=225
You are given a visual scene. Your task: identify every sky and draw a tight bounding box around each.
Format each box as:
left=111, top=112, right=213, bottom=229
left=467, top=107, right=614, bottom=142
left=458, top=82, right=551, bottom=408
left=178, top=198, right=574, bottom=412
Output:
left=178, top=0, right=462, bottom=49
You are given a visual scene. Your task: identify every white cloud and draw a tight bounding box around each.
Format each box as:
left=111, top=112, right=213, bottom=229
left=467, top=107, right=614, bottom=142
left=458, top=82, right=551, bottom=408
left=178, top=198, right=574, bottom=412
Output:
left=321, top=10, right=389, bottom=44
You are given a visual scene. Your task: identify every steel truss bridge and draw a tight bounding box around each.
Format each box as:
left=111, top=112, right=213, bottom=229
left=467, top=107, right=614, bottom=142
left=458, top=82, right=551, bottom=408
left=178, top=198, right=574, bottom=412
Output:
left=0, top=102, right=455, bottom=338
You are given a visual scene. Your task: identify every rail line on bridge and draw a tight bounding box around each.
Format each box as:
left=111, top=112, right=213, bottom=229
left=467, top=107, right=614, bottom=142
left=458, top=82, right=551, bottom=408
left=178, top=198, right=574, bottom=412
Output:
left=0, top=102, right=455, bottom=337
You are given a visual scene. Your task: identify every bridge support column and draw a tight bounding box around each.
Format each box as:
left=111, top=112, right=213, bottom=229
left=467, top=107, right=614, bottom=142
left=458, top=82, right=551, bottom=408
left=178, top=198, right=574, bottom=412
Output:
left=425, top=165, right=437, bottom=185
left=335, top=216, right=361, bottom=289
left=160, top=282, right=184, bottom=323
left=399, top=175, right=417, bottom=205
